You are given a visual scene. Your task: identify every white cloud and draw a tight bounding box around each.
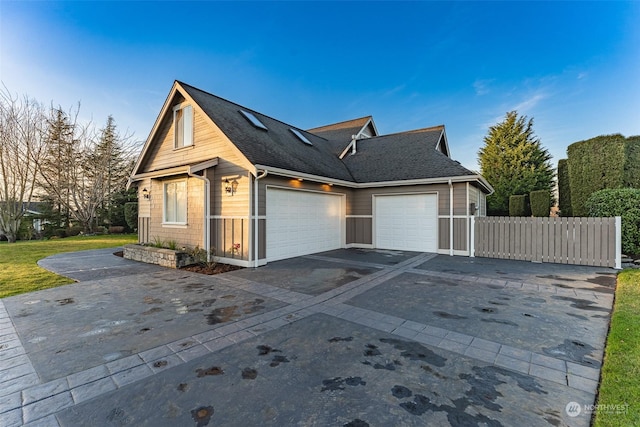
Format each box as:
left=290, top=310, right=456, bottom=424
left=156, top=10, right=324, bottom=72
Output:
left=510, top=92, right=547, bottom=114
left=473, top=79, right=493, bottom=96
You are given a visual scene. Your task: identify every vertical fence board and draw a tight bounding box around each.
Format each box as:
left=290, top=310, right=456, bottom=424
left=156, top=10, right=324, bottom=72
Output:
left=473, top=216, right=617, bottom=268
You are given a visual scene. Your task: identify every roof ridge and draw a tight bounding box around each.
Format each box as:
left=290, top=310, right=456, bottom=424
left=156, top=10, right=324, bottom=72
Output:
left=361, top=124, right=444, bottom=140
left=307, top=115, right=373, bottom=132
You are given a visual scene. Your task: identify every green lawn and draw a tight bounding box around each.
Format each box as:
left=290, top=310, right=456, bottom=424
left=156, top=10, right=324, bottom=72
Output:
left=0, top=234, right=137, bottom=298
left=594, top=269, right=640, bottom=426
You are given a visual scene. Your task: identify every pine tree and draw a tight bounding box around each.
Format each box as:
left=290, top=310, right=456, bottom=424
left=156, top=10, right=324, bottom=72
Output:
left=39, top=108, right=76, bottom=227
left=478, top=111, right=554, bottom=216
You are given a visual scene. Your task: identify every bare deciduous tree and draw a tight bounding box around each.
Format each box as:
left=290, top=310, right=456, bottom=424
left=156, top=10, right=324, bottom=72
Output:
left=0, top=87, right=45, bottom=242
left=39, top=109, right=135, bottom=233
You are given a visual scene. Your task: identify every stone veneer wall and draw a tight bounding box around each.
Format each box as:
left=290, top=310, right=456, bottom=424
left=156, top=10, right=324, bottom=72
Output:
left=123, top=244, right=195, bottom=269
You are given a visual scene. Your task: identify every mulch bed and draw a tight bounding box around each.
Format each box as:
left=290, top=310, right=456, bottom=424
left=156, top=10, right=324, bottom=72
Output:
left=181, top=263, right=243, bottom=275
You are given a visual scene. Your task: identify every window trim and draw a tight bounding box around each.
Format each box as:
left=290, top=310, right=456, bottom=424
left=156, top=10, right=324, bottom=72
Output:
left=173, top=104, right=193, bottom=149
left=162, top=178, right=188, bottom=225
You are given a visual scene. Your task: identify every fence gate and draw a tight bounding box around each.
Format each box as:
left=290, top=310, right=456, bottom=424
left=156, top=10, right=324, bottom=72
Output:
left=472, top=216, right=621, bottom=268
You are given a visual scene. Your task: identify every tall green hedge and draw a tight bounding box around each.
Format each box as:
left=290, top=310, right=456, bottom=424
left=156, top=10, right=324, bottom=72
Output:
left=509, top=195, right=527, bottom=216
left=567, top=134, right=626, bottom=216
left=624, top=136, right=640, bottom=188
left=557, top=159, right=572, bottom=216
left=530, top=190, right=550, bottom=217
left=586, top=188, right=640, bottom=256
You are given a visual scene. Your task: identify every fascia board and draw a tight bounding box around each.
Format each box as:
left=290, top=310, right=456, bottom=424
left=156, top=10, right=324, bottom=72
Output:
left=253, top=164, right=493, bottom=193
left=130, top=81, right=181, bottom=179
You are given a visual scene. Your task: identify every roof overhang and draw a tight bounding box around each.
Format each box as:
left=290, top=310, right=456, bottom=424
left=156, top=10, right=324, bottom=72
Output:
left=254, top=164, right=494, bottom=194
left=127, top=158, right=218, bottom=188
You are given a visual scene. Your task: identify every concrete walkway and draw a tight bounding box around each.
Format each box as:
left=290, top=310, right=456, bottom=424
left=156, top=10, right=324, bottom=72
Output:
left=0, top=248, right=615, bottom=426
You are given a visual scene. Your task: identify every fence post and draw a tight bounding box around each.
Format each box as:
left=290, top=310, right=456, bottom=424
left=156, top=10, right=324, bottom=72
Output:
left=615, top=216, right=622, bottom=269
left=470, top=216, right=475, bottom=258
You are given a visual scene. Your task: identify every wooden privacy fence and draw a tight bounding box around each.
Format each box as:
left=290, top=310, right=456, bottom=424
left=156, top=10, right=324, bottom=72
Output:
left=472, top=216, right=621, bottom=268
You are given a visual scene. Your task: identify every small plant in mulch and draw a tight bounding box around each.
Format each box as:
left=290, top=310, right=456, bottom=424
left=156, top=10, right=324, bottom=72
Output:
left=182, top=246, right=243, bottom=275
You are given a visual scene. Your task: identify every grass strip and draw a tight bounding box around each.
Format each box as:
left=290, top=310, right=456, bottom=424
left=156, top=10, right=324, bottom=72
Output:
left=0, top=234, right=137, bottom=298
left=594, top=269, right=640, bottom=426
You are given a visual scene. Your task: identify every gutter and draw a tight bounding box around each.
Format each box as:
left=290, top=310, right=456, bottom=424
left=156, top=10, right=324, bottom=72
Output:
left=253, top=164, right=493, bottom=192
left=253, top=169, right=268, bottom=267
left=449, top=179, right=454, bottom=256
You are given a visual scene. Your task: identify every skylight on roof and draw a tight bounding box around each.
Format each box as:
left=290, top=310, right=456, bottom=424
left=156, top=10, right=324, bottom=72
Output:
left=239, top=110, right=267, bottom=130
left=290, top=128, right=313, bottom=145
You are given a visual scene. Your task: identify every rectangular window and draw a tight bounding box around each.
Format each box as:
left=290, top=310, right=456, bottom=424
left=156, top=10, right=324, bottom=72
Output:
left=174, top=105, right=193, bottom=148
left=163, top=180, right=187, bottom=224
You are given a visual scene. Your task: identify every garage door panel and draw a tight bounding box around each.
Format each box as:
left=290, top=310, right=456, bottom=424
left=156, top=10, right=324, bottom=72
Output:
left=375, top=194, right=437, bottom=252
left=267, top=189, right=342, bottom=261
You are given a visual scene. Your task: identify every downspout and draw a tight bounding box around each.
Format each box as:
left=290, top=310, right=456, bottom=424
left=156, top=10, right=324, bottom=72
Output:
left=253, top=169, right=268, bottom=267
left=449, top=179, right=454, bottom=256
left=188, top=169, right=211, bottom=261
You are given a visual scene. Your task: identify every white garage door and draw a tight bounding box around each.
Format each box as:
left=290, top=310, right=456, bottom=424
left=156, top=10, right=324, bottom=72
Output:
left=375, top=194, right=438, bottom=252
left=267, top=188, right=343, bottom=261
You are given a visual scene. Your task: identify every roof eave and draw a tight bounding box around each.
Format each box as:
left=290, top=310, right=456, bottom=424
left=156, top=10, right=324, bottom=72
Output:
left=254, top=164, right=493, bottom=192
left=128, top=158, right=219, bottom=186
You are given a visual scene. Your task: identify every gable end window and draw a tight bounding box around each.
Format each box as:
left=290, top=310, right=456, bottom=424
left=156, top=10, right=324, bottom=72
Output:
left=174, top=105, right=193, bottom=148
left=163, top=180, right=187, bottom=224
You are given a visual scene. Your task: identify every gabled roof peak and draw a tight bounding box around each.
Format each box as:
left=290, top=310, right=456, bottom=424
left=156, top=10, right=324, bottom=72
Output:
left=307, top=116, right=373, bottom=133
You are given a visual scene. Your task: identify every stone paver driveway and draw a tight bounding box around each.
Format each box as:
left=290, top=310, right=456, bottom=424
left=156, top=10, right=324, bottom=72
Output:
left=0, top=248, right=616, bottom=426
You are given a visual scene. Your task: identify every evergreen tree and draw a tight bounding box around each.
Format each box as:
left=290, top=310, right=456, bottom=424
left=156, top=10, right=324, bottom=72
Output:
left=89, top=116, right=132, bottom=227
left=478, top=111, right=554, bottom=216
left=39, top=108, right=76, bottom=227
left=39, top=109, right=134, bottom=233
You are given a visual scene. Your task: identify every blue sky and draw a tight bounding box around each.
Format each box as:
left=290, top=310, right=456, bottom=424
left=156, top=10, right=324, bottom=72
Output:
left=1, top=1, right=638, bottom=170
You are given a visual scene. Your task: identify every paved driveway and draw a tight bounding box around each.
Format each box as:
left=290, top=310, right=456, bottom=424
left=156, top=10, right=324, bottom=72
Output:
left=0, top=248, right=615, bottom=426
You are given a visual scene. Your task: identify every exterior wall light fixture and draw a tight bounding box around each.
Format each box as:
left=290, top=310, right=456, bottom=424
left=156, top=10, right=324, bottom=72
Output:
left=225, top=178, right=239, bottom=196
left=142, top=188, right=150, bottom=199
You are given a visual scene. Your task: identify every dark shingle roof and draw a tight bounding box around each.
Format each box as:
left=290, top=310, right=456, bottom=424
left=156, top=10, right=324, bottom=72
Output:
left=341, top=127, right=475, bottom=182
left=179, top=82, right=477, bottom=184
left=180, top=82, right=355, bottom=182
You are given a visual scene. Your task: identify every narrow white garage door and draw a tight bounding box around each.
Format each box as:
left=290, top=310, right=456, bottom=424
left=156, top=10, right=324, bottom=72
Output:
left=267, top=188, right=343, bottom=261
left=375, top=194, right=438, bottom=252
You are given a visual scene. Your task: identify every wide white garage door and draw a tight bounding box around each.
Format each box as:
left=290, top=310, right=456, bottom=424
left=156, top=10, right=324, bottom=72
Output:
left=375, top=194, right=438, bottom=252
left=267, top=188, right=343, bottom=261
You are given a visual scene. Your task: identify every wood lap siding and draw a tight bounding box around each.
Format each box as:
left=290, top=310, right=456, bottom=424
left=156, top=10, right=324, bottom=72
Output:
left=139, top=103, right=251, bottom=254
left=474, top=217, right=618, bottom=267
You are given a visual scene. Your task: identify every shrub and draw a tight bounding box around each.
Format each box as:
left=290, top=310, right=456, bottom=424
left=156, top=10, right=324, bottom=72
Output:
left=530, top=190, right=550, bottom=217
left=124, top=202, right=138, bottom=231
left=67, top=226, right=82, bottom=237
left=557, top=159, right=572, bottom=216
left=109, top=226, right=125, bottom=234
left=586, top=188, right=640, bottom=256
left=54, top=229, right=67, bottom=238
left=187, top=246, right=218, bottom=269
left=509, top=195, right=527, bottom=216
